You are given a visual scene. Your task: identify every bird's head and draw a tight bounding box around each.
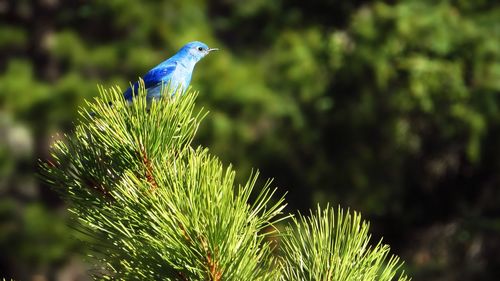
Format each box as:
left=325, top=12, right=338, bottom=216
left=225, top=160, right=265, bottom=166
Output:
left=181, top=41, right=219, bottom=62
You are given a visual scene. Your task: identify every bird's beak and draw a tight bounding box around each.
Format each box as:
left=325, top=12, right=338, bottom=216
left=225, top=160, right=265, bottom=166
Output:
left=208, top=48, right=219, bottom=52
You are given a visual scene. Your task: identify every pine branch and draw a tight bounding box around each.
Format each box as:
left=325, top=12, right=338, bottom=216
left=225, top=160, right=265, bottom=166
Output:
left=40, top=83, right=409, bottom=280
left=280, top=205, right=409, bottom=281
left=40, top=84, right=286, bottom=280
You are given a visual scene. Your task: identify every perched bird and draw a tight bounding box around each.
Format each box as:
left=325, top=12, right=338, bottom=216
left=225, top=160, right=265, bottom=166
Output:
left=123, top=41, right=218, bottom=102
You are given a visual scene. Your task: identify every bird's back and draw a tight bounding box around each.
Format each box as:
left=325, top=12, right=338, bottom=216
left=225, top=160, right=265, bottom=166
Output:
left=123, top=58, right=178, bottom=101
left=123, top=41, right=214, bottom=102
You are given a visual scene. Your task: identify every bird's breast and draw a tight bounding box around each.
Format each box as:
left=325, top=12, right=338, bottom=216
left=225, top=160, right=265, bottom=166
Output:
left=169, top=64, right=193, bottom=91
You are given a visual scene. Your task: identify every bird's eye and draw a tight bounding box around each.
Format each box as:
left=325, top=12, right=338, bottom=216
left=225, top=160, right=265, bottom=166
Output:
left=197, top=47, right=203, bottom=51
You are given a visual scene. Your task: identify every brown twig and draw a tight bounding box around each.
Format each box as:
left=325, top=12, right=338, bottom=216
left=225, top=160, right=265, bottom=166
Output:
left=81, top=175, right=113, bottom=200
left=140, top=147, right=159, bottom=191
left=201, top=237, right=222, bottom=281
left=179, top=222, right=192, bottom=243
left=206, top=251, right=222, bottom=281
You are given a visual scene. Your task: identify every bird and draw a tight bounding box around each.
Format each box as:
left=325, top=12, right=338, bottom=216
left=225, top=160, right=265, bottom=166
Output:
left=123, top=41, right=218, bottom=102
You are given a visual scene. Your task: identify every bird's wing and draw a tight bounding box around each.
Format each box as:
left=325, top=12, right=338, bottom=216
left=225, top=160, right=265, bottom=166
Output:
left=123, top=62, right=177, bottom=101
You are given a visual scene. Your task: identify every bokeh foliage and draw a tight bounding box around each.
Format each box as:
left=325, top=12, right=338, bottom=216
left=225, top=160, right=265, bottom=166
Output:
left=1, top=0, right=499, bottom=280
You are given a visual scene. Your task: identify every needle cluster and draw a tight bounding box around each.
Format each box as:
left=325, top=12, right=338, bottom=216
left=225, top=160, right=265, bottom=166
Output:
left=41, top=83, right=409, bottom=281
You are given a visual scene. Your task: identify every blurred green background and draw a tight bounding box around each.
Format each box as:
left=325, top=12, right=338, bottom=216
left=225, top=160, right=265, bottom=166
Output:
left=1, top=0, right=500, bottom=280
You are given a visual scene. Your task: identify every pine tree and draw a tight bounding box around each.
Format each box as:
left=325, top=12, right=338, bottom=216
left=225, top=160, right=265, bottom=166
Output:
left=40, top=84, right=409, bottom=280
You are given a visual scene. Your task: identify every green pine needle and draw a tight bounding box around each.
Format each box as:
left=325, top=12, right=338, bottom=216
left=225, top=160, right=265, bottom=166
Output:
left=280, top=205, right=410, bottom=281
left=40, top=83, right=409, bottom=280
left=41, top=84, right=286, bottom=280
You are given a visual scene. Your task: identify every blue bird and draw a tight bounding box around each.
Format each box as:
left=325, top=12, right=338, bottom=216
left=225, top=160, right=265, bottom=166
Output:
left=123, top=41, right=218, bottom=102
